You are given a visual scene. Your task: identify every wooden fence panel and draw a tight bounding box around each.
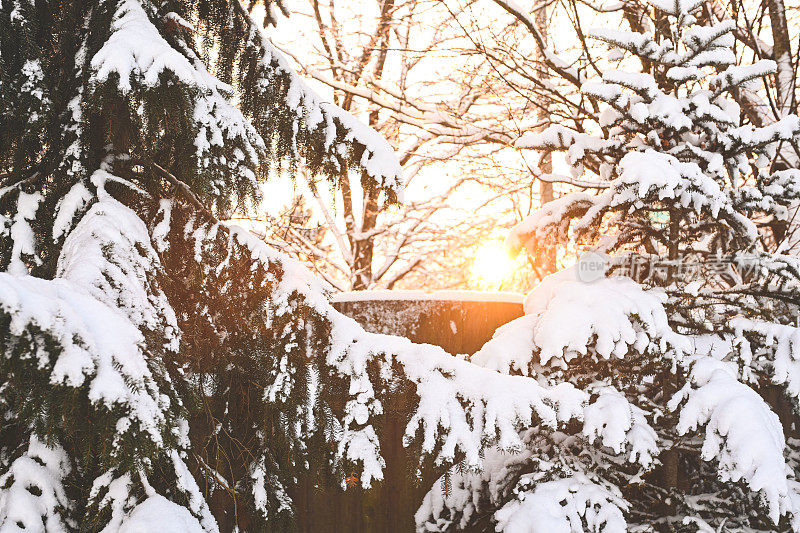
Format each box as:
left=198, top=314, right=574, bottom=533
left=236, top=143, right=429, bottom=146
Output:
left=333, top=295, right=524, bottom=355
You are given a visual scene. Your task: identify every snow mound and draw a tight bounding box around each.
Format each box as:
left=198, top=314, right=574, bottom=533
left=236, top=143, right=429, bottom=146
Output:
left=119, top=495, right=205, bottom=533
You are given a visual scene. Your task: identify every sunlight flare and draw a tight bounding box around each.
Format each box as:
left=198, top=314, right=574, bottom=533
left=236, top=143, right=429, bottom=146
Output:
left=469, top=243, right=514, bottom=288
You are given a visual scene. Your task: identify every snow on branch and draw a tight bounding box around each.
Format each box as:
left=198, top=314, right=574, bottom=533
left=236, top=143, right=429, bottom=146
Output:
left=506, top=147, right=762, bottom=253
left=602, top=70, right=661, bottom=101
left=492, top=0, right=586, bottom=88
left=615, top=151, right=756, bottom=237
left=0, top=190, right=197, bottom=487
left=90, top=0, right=263, bottom=200
left=583, top=388, right=658, bottom=467
left=0, top=273, right=170, bottom=448
left=730, top=318, right=800, bottom=400
left=681, top=21, right=736, bottom=56
left=493, top=473, right=628, bottom=533
left=461, top=253, right=800, bottom=525
left=416, top=428, right=633, bottom=532
left=237, top=7, right=405, bottom=199
left=0, top=189, right=226, bottom=530
left=669, top=357, right=796, bottom=524
left=469, top=270, right=667, bottom=465
left=90, top=0, right=219, bottom=92
left=711, top=60, right=777, bottom=97
left=588, top=28, right=677, bottom=64
left=722, top=115, right=800, bottom=153
left=515, top=124, right=618, bottom=155
left=394, top=337, right=587, bottom=461
left=57, top=191, right=180, bottom=347
left=6, top=191, right=42, bottom=276
left=524, top=268, right=684, bottom=367
left=0, top=436, right=71, bottom=531
left=505, top=193, right=599, bottom=257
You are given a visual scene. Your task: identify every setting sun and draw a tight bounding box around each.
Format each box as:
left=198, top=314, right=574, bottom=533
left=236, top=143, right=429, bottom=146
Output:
left=469, top=243, right=515, bottom=288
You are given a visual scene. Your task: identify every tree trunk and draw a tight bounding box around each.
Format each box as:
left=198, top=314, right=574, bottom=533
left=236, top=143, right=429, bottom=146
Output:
left=661, top=211, right=682, bottom=492
left=533, top=0, right=556, bottom=273
left=340, top=0, right=395, bottom=290
left=767, top=0, right=795, bottom=116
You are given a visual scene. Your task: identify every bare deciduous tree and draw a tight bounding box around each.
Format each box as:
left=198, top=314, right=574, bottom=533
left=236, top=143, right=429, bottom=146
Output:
left=258, top=1, right=520, bottom=290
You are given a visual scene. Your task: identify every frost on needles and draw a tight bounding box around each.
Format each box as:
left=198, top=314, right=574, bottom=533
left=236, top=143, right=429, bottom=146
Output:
left=1, top=0, right=800, bottom=532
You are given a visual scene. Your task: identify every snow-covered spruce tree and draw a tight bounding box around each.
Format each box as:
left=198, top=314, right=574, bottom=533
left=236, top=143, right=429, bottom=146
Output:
left=416, top=1, right=800, bottom=531
left=0, top=0, right=601, bottom=531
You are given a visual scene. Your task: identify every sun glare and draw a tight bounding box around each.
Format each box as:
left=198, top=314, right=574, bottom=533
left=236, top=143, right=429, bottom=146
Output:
left=469, top=243, right=514, bottom=288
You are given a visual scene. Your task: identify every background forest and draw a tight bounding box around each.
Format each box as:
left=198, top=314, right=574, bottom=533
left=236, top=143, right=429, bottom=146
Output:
left=256, top=0, right=800, bottom=293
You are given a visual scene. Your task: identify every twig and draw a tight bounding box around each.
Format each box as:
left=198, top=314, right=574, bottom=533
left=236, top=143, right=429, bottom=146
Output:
left=137, top=159, right=218, bottom=222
